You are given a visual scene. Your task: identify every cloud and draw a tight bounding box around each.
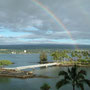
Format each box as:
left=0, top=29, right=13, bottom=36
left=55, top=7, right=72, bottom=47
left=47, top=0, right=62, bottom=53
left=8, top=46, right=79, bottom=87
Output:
left=0, top=0, right=90, bottom=44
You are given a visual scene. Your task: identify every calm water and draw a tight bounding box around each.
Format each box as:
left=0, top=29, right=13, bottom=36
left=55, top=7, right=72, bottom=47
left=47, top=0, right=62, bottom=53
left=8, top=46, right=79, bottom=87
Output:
left=0, top=44, right=90, bottom=49
left=0, top=54, right=90, bottom=90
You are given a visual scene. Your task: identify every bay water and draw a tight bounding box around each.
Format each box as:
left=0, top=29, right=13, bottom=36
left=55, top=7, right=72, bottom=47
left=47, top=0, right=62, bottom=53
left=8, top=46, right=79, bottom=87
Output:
left=0, top=54, right=90, bottom=90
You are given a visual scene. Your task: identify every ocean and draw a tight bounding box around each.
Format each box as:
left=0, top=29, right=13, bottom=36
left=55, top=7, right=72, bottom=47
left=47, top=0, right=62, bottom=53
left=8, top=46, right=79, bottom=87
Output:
left=0, top=44, right=90, bottom=49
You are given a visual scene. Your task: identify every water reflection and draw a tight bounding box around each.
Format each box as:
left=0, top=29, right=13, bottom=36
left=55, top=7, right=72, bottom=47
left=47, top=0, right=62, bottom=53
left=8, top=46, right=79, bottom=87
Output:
left=0, top=54, right=89, bottom=90
left=0, top=77, right=10, bottom=83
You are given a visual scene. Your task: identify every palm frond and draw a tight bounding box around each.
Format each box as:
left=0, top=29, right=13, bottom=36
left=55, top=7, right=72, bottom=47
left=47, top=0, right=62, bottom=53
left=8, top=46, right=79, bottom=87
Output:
left=77, top=74, right=85, bottom=80
left=59, top=71, right=71, bottom=80
left=77, top=83, right=84, bottom=90
left=56, top=79, right=70, bottom=89
left=81, top=79, right=90, bottom=87
left=58, top=71, right=68, bottom=76
left=68, top=68, right=71, bottom=74
left=64, top=75, right=71, bottom=80
left=78, top=70, right=87, bottom=76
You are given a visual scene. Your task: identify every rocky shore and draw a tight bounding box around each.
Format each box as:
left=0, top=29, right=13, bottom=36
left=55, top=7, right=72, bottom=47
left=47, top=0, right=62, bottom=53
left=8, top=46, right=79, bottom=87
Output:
left=0, top=68, right=53, bottom=79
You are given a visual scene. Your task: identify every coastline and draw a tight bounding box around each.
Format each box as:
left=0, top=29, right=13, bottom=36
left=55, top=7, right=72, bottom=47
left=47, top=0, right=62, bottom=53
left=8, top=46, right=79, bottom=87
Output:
left=0, top=68, right=54, bottom=79
left=57, top=64, right=90, bottom=67
left=0, top=63, right=90, bottom=79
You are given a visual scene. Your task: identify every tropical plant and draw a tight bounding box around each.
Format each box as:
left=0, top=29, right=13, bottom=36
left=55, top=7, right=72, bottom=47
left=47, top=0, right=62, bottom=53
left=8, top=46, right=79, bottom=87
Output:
left=0, top=60, right=13, bottom=67
left=40, top=52, right=47, bottom=64
left=51, top=51, right=60, bottom=61
left=51, top=51, right=69, bottom=62
left=56, top=65, right=90, bottom=90
left=40, top=83, right=51, bottom=90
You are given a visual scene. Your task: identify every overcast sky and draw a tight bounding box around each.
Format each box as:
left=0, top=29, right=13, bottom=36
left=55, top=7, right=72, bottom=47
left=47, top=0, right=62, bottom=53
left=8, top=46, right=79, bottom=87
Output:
left=0, top=0, right=90, bottom=45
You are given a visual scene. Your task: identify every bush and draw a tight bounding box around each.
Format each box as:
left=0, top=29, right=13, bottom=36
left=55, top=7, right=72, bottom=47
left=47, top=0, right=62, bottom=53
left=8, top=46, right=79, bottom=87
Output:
left=0, top=60, right=13, bottom=66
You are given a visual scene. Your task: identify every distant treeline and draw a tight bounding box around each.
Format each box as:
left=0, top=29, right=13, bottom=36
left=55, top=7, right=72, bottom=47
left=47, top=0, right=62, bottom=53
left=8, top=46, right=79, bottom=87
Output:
left=0, top=49, right=61, bottom=54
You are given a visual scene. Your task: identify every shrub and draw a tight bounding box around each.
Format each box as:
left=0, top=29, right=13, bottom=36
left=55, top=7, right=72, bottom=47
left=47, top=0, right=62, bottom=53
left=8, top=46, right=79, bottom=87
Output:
left=0, top=60, right=13, bottom=66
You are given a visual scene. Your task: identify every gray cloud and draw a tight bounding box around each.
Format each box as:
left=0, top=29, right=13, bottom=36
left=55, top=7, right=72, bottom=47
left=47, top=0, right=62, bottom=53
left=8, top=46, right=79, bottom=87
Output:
left=0, top=0, right=90, bottom=44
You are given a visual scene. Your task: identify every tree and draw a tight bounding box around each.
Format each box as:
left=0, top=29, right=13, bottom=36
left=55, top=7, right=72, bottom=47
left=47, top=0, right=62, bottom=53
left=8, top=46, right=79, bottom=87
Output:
left=40, top=83, right=51, bottom=90
left=40, top=52, right=47, bottom=64
left=51, top=51, right=69, bottom=62
left=51, top=51, right=60, bottom=61
left=56, top=65, right=90, bottom=90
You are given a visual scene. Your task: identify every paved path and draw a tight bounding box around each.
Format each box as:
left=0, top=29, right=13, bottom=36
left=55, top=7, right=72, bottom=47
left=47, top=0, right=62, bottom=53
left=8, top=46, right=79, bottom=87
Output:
left=5, top=63, right=58, bottom=70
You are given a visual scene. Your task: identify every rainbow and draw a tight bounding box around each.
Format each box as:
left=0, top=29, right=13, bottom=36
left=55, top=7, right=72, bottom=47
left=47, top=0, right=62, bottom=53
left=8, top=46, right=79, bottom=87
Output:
left=32, top=0, right=78, bottom=47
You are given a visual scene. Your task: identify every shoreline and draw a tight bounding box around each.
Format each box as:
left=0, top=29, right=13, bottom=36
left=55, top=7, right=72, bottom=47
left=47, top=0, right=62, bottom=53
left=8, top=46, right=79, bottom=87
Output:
left=57, top=64, right=90, bottom=67
left=56, top=62, right=90, bottom=67
left=0, top=68, right=54, bottom=79
left=0, top=64, right=90, bottom=79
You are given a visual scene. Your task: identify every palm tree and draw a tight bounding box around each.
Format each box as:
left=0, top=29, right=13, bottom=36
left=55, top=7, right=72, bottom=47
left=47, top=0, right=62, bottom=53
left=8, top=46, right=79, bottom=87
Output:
left=51, top=51, right=60, bottom=62
left=56, top=65, right=90, bottom=90
left=40, top=83, right=51, bottom=90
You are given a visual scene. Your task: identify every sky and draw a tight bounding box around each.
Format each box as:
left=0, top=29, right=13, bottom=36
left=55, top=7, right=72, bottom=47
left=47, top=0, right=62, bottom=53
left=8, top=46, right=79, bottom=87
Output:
left=0, top=0, right=90, bottom=45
